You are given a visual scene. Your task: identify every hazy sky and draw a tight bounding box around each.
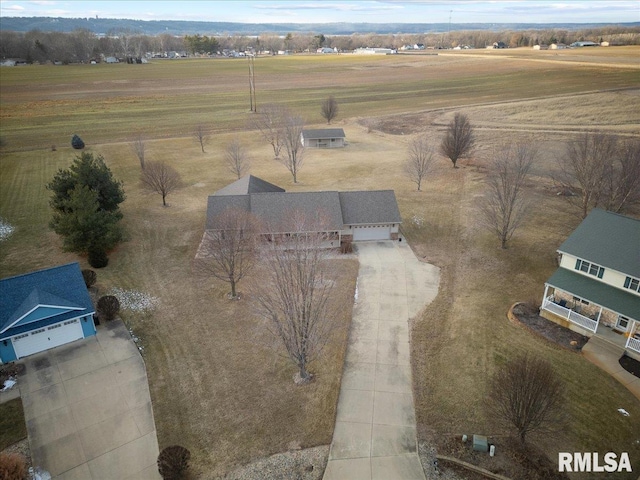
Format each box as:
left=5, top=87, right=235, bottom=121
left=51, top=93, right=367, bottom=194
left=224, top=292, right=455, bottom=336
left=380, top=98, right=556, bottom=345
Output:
left=1, top=1, right=639, bottom=24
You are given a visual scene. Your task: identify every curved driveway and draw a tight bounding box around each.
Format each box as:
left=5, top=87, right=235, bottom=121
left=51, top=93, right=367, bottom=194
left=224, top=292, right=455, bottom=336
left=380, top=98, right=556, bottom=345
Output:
left=324, top=241, right=440, bottom=480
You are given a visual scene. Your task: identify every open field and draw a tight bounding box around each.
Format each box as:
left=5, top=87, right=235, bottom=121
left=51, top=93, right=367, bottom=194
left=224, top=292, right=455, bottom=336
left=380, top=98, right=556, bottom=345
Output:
left=1, top=46, right=639, bottom=150
left=1, top=48, right=640, bottom=478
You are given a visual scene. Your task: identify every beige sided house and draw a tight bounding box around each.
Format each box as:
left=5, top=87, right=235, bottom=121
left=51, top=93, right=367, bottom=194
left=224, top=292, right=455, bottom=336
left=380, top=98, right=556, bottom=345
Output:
left=203, top=175, right=401, bottom=247
left=541, top=209, right=640, bottom=359
left=301, top=128, right=346, bottom=148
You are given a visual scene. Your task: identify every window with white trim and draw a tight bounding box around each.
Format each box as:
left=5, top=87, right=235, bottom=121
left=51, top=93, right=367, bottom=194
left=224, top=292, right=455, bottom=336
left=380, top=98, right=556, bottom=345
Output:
left=624, top=276, right=640, bottom=293
left=574, top=259, right=604, bottom=279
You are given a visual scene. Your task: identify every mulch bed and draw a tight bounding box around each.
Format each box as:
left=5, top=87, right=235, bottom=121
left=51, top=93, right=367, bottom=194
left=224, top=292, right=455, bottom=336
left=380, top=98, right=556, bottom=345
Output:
left=619, top=355, right=640, bottom=377
left=511, top=304, right=589, bottom=352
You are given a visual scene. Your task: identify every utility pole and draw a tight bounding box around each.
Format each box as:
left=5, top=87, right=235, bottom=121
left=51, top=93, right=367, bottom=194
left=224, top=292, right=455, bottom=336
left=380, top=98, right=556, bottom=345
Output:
left=248, top=55, right=256, bottom=112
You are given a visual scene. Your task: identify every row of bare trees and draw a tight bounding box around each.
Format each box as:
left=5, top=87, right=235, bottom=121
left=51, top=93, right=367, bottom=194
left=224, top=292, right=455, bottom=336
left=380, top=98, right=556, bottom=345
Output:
left=195, top=210, right=335, bottom=383
left=251, top=103, right=306, bottom=183
left=3, top=26, right=638, bottom=64
left=406, top=113, right=640, bottom=248
left=557, top=133, right=640, bottom=219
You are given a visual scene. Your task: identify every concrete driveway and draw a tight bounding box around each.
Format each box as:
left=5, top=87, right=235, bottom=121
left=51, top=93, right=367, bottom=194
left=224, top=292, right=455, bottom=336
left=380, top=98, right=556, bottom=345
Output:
left=18, top=320, right=160, bottom=480
left=324, top=241, right=440, bottom=480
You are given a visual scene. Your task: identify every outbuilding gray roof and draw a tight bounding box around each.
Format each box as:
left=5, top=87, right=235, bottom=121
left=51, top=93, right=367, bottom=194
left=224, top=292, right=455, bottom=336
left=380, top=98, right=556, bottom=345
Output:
left=214, top=175, right=285, bottom=196
left=302, top=128, right=346, bottom=140
left=557, top=209, right=640, bottom=278
left=206, top=177, right=402, bottom=234
left=339, top=191, right=402, bottom=225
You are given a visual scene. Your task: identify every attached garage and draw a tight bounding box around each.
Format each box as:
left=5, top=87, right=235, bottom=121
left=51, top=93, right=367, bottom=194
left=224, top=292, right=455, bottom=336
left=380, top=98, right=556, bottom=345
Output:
left=1, top=263, right=96, bottom=364
left=352, top=225, right=392, bottom=241
left=11, top=318, right=84, bottom=359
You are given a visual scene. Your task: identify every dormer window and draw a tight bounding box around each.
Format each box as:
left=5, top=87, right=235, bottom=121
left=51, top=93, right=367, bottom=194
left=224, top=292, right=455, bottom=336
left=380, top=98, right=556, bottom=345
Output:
left=624, top=276, right=640, bottom=293
left=575, top=259, right=604, bottom=279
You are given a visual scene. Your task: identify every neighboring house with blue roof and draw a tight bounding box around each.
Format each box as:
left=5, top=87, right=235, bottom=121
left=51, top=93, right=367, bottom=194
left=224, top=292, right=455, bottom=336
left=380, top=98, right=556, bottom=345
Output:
left=540, top=209, right=640, bottom=359
left=0, top=263, right=96, bottom=363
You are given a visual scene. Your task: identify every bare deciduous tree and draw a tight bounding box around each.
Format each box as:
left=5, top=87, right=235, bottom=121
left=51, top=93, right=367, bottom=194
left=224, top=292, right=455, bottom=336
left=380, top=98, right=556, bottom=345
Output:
left=131, top=133, right=146, bottom=169
left=321, top=95, right=339, bottom=124
left=404, top=136, right=436, bottom=191
left=440, top=112, right=475, bottom=168
left=195, top=208, right=259, bottom=299
left=224, top=138, right=251, bottom=179
left=251, top=103, right=286, bottom=158
left=604, top=138, right=640, bottom=213
left=480, top=143, right=536, bottom=249
left=281, top=113, right=305, bottom=183
left=140, top=161, right=182, bottom=206
left=558, top=133, right=640, bottom=218
left=488, top=354, right=565, bottom=443
left=193, top=125, right=211, bottom=153
left=253, top=216, right=335, bottom=384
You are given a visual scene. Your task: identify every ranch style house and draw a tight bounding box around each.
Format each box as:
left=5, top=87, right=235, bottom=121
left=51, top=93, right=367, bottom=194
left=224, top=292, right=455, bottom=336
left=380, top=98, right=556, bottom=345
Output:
left=204, top=175, right=401, bottom=246
left=301, top=128, right=346, bottom=148
left=540, top=209, right=640, bottom=359
left=0, top=263, right=96, bottom=363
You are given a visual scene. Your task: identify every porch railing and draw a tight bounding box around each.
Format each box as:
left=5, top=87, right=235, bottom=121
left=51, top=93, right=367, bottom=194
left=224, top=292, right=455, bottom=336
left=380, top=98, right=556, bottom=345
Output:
left=542, top=296, right=598, bottom=333
left=625, top=336, right=640, bottom=354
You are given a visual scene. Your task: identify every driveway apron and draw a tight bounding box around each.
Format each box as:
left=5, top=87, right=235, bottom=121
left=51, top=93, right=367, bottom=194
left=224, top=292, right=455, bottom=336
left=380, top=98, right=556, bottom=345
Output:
left=19, top=320, right=160, bottom=480
left=324, top=241, right=440, bottom=480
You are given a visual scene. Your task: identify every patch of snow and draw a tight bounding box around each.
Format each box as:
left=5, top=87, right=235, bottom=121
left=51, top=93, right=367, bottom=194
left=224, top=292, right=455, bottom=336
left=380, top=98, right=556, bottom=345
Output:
left=411, top=214, right=424, bottom=228
left=354, top=280, right=359, bottom=301
left=2, top=378, right=17, bottom=391
left=618, top=408, right=630, bottom=417
left=109, top=288, right=159, bottom=313
left=0, top=217, right=15, bottom=241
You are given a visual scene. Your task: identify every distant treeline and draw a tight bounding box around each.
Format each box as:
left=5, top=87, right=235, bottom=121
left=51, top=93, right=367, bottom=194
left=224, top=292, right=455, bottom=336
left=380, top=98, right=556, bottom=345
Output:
left=1, top=26, right=639, bottom=64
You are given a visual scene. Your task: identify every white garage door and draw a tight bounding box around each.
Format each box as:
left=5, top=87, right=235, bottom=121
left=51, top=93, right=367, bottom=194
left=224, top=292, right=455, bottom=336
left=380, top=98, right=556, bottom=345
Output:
left=12, top=318, right=84, bottom=359
left=352, top=225, right=391, bottom=241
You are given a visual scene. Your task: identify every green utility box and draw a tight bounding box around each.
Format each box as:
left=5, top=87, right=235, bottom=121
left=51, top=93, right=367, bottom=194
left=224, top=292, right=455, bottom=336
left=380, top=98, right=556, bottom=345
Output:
left=473, top=434, right=488, bottom=452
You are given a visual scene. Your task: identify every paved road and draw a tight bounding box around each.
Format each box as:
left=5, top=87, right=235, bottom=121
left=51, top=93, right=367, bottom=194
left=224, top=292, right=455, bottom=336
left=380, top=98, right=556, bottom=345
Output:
left=19, top=320, right=160, bottom=480
left=324, top=241, right=440, bottom=480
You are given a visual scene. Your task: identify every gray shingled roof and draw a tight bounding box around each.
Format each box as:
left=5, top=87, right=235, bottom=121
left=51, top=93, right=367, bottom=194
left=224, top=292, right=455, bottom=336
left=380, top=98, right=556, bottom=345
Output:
left=205, top=195, right=250, bottom=228
left=214, top=175, right=285, bottom=196
left=558, top=209, right=640, bottom=278
left=253, top=192, right=343, bottom=232
left=206, top=177, right=402, bottom=234
left=339, top=191, right=402, bottom=225
left=1, top=263, right=94, bottom=336
left=302, top=128, right=346, bottom=140
left=546, top=268, right=640, bottom=320
left=207, top=192, right=344, bottom=232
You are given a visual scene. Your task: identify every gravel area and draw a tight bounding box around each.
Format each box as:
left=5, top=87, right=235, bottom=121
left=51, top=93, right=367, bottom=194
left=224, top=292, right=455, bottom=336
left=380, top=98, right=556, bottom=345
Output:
left=222, top=446, right=329, bottom=480
left=419, top=441, right=476, bottom=480
left=1, top=438, right=32, bottom=473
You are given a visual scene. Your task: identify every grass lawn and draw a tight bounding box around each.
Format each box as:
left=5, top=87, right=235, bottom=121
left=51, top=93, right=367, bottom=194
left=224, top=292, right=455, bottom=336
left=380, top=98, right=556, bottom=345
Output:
left=1, top=48, right=639, bottom=477
left=0, top=398, right=27, bottom=450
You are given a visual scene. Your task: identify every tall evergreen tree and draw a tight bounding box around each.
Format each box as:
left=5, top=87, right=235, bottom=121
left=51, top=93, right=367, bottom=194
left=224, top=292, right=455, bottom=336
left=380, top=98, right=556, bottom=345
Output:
left=47, top=153, right=125, bottom=267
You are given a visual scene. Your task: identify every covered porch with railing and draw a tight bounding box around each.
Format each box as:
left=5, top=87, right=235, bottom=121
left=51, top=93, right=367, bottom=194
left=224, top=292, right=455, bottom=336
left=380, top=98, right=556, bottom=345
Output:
left=542, top=280, right=640, bottom=355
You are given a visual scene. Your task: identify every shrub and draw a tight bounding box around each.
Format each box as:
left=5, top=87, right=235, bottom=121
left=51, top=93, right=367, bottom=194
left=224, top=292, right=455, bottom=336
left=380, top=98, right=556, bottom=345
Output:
left=71, top=134, right=85, bottom=149
left=0, top=453, right=28, bottom=480
left=88, top=247, right=109, bottom=268
left=340, top=240, right=353, bottom=254
left=82, top=269, right=97, bottom=289
left=97, top=295, right=120, bottom=321
left=157, top=445, right=191, bottom=480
